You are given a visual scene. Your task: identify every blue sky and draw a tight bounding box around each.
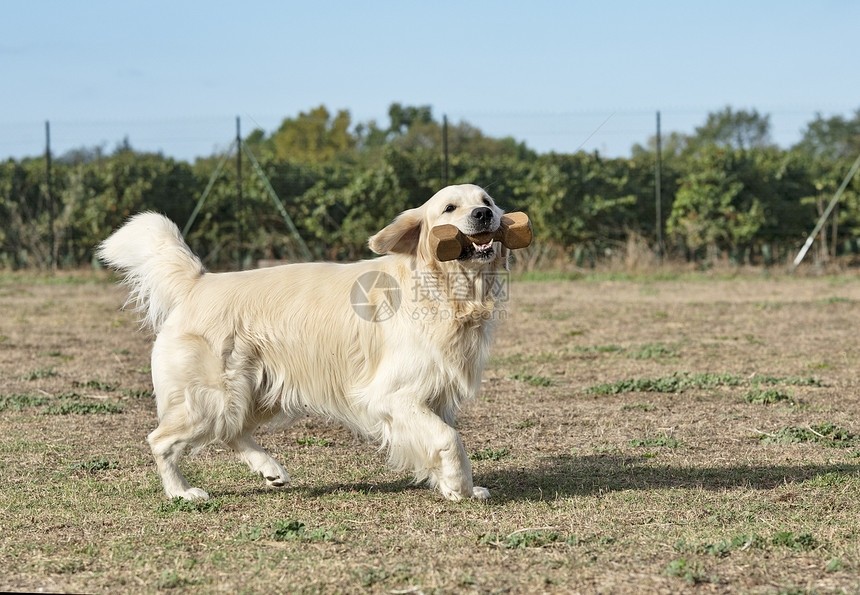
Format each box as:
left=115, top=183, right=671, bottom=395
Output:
left=2, top=1, right=859, bottom=161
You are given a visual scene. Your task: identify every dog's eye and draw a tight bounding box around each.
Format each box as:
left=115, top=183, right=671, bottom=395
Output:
left=444, top=204, right=456, bottom=213
left=482, top=198, right=491, bottom=207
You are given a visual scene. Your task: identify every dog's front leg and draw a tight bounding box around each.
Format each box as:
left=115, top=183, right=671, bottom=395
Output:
left=435, top=430, right=491, bottom=501
left=387, top=406, right=489, bottom=501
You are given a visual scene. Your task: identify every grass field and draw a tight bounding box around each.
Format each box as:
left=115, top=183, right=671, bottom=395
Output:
left=2, top=271, right=860, bottom=593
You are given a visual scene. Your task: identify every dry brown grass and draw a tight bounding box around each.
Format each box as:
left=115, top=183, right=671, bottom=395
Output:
left=2, top=270, right=860, bottom=593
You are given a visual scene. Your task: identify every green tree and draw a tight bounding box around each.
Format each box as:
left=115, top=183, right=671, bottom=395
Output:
left=295, top=147, right=434, bottom=259
left=667, top=148, right=769, bottom=259
left=794, top=108, right=860, bottom=161
left=271, top=105, right=356, bottom=162
left=691, top=106, right=773, bottom=151
left=0, top=158, right=54, bottom=267
left=387, top=103, right=433, bottom=135
left=631, top=131, right=691, bottom=161
left=70, top=152, right=200, bottom=262
left=516, top=152, right=638, bottom=248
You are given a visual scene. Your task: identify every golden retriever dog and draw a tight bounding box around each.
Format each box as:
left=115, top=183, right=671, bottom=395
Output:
left=98, top=184, right=509, bottom=501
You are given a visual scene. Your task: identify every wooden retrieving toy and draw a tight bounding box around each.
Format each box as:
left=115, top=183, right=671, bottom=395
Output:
left=430, top=211, right=532, bottom=261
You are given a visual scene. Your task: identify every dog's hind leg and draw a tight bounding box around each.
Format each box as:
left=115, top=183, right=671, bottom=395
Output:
left=148, top=333, right=233, bottom=500
left=147, top=407, right=210, bottom=500
left=228, top=432, right=290, bottom=488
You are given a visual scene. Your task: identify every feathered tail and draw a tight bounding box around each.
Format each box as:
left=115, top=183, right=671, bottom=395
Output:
left=97, top=212, right=204, bottom=333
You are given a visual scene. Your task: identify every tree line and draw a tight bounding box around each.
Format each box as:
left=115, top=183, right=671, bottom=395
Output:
left=1, top=104, right=859, bottom=269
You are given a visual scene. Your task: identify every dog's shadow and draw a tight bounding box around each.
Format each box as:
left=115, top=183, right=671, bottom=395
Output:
left=267, top=454, right=860, bottom=503
left=473, top=454, right=860, bottom=503
left=299, top=477, right=420, bottom=499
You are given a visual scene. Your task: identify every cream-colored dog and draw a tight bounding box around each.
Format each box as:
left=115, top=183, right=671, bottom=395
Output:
left=98, top=184, right=509, bottom=501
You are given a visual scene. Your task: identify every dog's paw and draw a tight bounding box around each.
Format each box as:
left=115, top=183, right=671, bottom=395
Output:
left=439, top=485, right=490, bottom=501
left=257, top=460, right=290, bottom=487
left=472, top=486, right=491, bottom=500
left=168, top=487, right=210, bottom=501
left=439, top=486, right=464, bottom=502
left=263, top=471, right=290, bottom=488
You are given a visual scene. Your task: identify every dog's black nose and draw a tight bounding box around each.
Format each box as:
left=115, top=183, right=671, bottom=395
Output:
left=471, top=207, right=493, bottom=223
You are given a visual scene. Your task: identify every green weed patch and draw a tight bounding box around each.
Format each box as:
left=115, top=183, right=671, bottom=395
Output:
left=122, top=388, right=151, bottom=399
left=240, top=521, right=333, bottom=543
left=478, top=529, right=560, bottom=549
left=758, top=423, right=858, bottom=447
left=586, top=372, right=821, bottom=395
left=21, top=366, right=57, bottom=380
left=0, top=391, right=122, bottom=415
left=620, top=403, right=657, bottom=412
left=801, top=472, right=857, bottom=487
left=818, top=296, right=852, bottom=304
left=508, top=373, right=553, bottom=387
left=0, top=393, right=49, bottom=411
left=570, top=342, right=678, bottom=359
left=676, top=531, right=818, bottom=558
left=586, top=372, right=744, bottom=394
left=44, top=398, right=123, bottom=415
left=752, top=375, right=822, bottom=387
left=625, top=343, right=680, bottom=360
left=666, top=558, right=711, bottom=585
left=743, top=388, right=794, bottom=405
left=472, top=448, right=510, bottom=461
left=154, top=571, right=197, bottom=589
left=296, top=436, right=333, bottom=447
left=571, top=345, right=625, bottom=354
left=628, top=433, right=682, bottom=448
left=269, top=520, right=333, bottom=542
left=69, top=458, right=119, bottom=473
left=73, top=378, right=118, bottom=391
left=157, top=498, right=222, bottom=514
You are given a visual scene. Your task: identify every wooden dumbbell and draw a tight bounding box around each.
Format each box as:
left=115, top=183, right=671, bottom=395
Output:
left=430, top=211, right=533, bottom=261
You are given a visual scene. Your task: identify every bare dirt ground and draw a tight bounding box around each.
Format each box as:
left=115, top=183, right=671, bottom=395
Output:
left=2, top=271, right=860, bottom=594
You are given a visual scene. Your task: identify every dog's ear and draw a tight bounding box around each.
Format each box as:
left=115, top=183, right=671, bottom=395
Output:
left=368, top=208, right=423, bottom=256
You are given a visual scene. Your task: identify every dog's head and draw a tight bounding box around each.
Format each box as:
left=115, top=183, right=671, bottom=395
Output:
left=368, top=184, right=507, bottom=271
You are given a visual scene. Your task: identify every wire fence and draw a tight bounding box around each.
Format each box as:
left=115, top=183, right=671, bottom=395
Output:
left=1, top=107, right=859, bottom=272
left=0, top=108, right=841, bottom=163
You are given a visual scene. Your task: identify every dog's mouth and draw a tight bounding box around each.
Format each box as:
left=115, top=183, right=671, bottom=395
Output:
left=458, top=231, right=496, bottom=262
